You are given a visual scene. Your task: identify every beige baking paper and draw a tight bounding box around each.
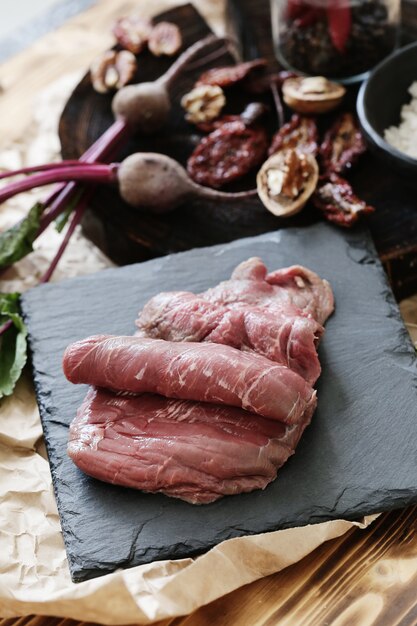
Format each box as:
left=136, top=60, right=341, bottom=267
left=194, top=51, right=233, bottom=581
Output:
left=0, top=0, right=412, bottom=622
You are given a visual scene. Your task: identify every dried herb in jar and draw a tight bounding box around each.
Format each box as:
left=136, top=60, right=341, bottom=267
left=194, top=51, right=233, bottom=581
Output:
left=278, top=0, right=397, bottom=80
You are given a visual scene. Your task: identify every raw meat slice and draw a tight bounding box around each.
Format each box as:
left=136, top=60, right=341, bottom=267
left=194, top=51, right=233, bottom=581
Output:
left=63, top=335, right=317, bottom=425
left=265, top=264, right=335, bottom=325
left=65, top=258, right=333, bottom=504
left=204, top=258, right=334, bottom=325
left=68, top=388, right=311, bottom=504
left=135, top=291, right=323, bottom=384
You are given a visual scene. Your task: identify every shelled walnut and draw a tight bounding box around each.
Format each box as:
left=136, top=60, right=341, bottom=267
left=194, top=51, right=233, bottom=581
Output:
left=112, top=16, right=152, bottom=54
left=181, top=84, right=226, bottom=124
left=90, top=50, right=137, bottom=94
left=148, top=22, right=182, bottom=56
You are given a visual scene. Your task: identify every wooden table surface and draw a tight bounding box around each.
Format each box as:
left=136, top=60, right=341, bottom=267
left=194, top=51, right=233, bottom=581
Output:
left=2, top=1, right=417, bottom=625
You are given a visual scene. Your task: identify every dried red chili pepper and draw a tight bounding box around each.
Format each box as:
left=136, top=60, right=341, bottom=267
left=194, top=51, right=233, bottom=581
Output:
left=312, top=173, right=374, bottom=227
left=269, top=114, right=318, bottom=156
left=295, top=7, right=322, bottom=27
left=187, top=121, right=268, bottom=188
left=196, top=59, right=267, bottom=89
left=286, top=0, right=306, bottom=20
left=320, top=113, right=366, bottom=174
left=327, top=0, right=352, bottom=54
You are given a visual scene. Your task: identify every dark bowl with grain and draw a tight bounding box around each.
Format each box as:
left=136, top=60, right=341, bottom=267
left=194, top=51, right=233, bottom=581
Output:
left=357, top=41, right=417, bottom=175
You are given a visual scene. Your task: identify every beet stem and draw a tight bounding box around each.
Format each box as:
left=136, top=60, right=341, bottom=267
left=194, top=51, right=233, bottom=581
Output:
left=0, top=191, right=91, bottom=343
left=39, top=119, right=130, bottom=233
left=39, top=191, right=91, bottom=284
left=39, top=127, right=126, bottom=235
left=184, top=44, right=235, bottom=72
left=0, top=161, right=100, bottom=181
left=196, top=186, right=258, bottom=200
left=80, top=118, right=129, bottom=162
left=0, top=164, right=118, bottom=206
left=163, top=35, right=227, bottom=87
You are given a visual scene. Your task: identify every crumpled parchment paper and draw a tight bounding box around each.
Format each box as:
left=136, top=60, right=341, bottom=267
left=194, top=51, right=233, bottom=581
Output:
left=0, top=0, right=414, bottom=622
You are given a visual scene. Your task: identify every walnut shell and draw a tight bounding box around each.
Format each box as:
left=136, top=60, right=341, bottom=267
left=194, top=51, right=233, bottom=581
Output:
left=257, top=150, right=319, bottom=217
left=282, top=76, right=346, bottom=115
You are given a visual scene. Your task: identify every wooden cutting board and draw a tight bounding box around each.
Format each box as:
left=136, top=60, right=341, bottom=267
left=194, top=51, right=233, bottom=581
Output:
left=21, top=222, right=417, bottom=582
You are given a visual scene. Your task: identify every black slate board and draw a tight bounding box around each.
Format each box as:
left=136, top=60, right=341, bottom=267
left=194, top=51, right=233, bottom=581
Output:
left=21, top=223, right=417, bottom=582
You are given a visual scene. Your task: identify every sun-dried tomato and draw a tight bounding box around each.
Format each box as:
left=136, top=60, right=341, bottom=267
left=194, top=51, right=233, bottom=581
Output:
left=197, top=102, right=267, bottom=133
left=312, top=173, right=374, bottom=227
left=320, top=113, right=366, bottom=174
left=187, top=121, right=268, bottom=188
left=269, top=114, right=318, bottom=156
left=197, top=115, right=240, bottom=133
left=196, top=59, right=267, bottom=89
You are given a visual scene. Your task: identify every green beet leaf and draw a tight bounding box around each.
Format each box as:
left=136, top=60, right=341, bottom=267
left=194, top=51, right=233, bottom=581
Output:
left=55, top=188, right=83, bottom=233
left=54, top=205, right=73, bottom=233
left=0, top=292, right=27, bottom=398
left=0, top=202, right=45, bottom=268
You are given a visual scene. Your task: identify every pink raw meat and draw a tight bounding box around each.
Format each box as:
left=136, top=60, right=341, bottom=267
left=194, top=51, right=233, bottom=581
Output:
left=135, top=291, right=323, bottom=384
left=68, top=388, right=311, bottom=504
left=63, top=335, right=317, bottom=425
left=65, top=257, right=334, bottom=504
left=203, top=258, right=334, bottom=325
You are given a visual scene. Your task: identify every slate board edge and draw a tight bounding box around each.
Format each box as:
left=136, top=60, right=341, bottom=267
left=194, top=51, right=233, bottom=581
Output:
left=20, top=223, right=417, bottom=582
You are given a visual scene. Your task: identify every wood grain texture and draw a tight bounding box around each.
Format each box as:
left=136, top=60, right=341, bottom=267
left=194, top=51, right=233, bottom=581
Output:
left=2, top=0, right=417, bottom=623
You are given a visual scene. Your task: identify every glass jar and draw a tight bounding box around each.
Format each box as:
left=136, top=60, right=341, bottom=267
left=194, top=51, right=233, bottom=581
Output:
left=270, top=0, right=401, bottom=83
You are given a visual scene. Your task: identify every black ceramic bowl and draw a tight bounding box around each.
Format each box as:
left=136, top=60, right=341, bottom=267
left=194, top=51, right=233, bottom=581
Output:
left=357, top=41, right=417, bottom=174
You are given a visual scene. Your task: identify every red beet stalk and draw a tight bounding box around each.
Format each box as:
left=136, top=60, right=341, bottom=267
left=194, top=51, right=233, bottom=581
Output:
left=0, top=164, right=118, bottom=205
left=38, top=118, right=130, bottom=233
left=0, top=160, right=104, bottom=181
left=39, top=190, right=92, bottom=283
left=0, top=189, right=93, bottom=340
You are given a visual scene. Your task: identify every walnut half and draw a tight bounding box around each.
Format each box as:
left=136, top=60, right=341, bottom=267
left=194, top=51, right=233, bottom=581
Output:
left=257, top=149, right=319, bottom=217
left=148, top=22, right=182, bottom=56
left=181, top=84, right=226, bottom=125
left=90, top=50, right=137, bottom=94
left=112, top=16, right=152, bottom=54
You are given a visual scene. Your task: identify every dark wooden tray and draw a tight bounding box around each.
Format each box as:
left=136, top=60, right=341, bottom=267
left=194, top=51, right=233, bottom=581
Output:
left=58, top=0, right=417, bottom=300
